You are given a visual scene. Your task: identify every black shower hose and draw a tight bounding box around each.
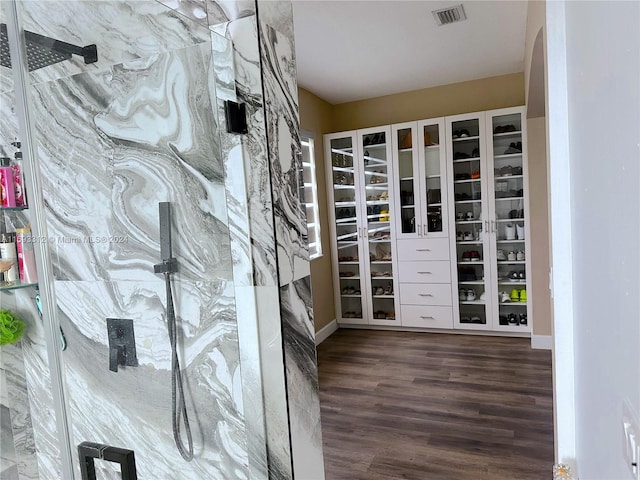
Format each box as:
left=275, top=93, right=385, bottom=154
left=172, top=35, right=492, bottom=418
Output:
left=164, top=271, right=194, bottom=462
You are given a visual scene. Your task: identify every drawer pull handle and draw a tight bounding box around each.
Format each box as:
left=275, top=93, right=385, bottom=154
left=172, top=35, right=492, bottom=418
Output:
left=417, top=271, right=432, bottom=274
left=420, top=316, right=435, bottom=319
left=419, top=293, right=433, bottom=297
left=416, top=249, right=431, bottom=252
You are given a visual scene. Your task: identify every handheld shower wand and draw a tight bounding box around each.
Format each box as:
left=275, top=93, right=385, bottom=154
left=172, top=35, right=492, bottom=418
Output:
left=153, top=202, right=193, bottom=462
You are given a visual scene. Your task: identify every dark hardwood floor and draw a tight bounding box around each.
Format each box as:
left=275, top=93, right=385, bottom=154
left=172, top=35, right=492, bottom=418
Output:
left=317, top=329, right=554, bottom=480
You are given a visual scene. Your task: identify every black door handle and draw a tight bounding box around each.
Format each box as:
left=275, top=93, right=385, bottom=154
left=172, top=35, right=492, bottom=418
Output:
left=78, top=442, right=137, bottom=479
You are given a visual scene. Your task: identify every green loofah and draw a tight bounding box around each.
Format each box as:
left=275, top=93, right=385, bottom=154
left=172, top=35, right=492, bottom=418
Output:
left=0, top=309, right=25, bottom=346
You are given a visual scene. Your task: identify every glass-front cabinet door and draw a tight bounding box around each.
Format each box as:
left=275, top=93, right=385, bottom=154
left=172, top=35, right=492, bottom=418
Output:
left=418, top=118, right=447, bottom=237
left=325, top=132, right=368, bottom=323
left=487, top=107, right=530, bottom=331
left=446, top=113, right=492, bottom=329
left=358, top=127, right=398, bottom=325
left=392, top=120, right=447, bottom=240
left=392, top=123, right=420, bottom=238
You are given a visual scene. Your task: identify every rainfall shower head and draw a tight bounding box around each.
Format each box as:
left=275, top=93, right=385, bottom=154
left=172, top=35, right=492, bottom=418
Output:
left=0, top=23, right=97, bottom=72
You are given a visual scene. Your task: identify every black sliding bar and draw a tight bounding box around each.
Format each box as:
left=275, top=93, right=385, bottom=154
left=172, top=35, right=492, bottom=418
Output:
left=78, top=442, right=137, bottom=480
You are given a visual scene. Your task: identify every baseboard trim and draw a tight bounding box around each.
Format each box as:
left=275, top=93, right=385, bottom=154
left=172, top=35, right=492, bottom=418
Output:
left=531, top=334, right=553, bottom=350
left=315, top=319, right=338, bottom=346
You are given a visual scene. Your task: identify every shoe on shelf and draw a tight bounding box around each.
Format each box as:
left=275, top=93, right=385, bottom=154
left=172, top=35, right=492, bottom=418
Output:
left=499, top=291, right=511, bottom=303
left=453, top=130, right=461, bottom=139
left=505, top=223, right=516, bottom=240
left=507, top=251, right=517, bottom=261
left=465, top=211, right=474, bottom=221
left=508, top=271, right=520, bottom=280
left=459, top=288, right=467, bottom=301
left=494, top=125, right=505, bottom=134
left=384, top=283, right=393, bottom=295
left=471, top=171, right=480, bottom=179
left=462, top=251, right=471, bottom=261
left=504, top=143, right=521, bottom=155
left=457, top=231, right=464, bottom=241
left=519, top=313, right=528, bottom=325
left=510, top=289, right=520, bottom=302
left=479, top=291, right=486, bottom=301
left=516, top=224, right=525, bottom=240
left=374, top=287, right=384, bottom=296
left=516, top=250, right=525, bottom=261
left=518, top=271, right=526, bottom=279
left=466, top=289, right=476, bottom=301
left=454, top=152, right=470, bottom=160
left=508, top=313, right=518, bottom=325
left=461, top=316, right=470, bottom=323
left=509, top=209, right=519, bottom=219
left=463, top=231, right=473, bottom=241
left=497, top=249, right=507, bottom=261
left=471, top=147, right=480, bottom=158
left=470, top=316, right=482, bottom=324
left=469, top=250, right=480, bottom=261
left=459, top=129, right=470, bottom=138
left=520, top=289, right=527, bottom=303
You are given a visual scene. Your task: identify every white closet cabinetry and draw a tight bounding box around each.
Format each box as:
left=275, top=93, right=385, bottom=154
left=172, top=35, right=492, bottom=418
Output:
left=325, top=127, right=400, bottom=326
left=446, top=107, right=531, bottom=332
left=390, top=120, right=453, bottom=329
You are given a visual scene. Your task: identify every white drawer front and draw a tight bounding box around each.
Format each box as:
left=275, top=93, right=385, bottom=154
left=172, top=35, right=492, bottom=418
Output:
left=398, top=261, right=451, bottom=284
left=400, top=283, right=452, bottom=306
left=400, top=305, right=453, bottom=329
left=396, top=238, right=450, bottom=262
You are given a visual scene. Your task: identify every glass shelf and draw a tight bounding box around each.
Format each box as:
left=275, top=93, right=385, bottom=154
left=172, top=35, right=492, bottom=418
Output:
left=452, top=135, right=480, bottom=142
left=494, top=153, right=522, bottom=160
left=0, top=281, right=38, bottom=292
left=493, top=131, right=522, bottom=138
left=0, top=206, right=28, bottom=212
left=452, top=157, right=481, bottom=163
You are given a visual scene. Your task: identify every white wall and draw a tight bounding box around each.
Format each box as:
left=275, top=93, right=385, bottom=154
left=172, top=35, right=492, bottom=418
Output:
left=564, top=1, right=640, bottom=477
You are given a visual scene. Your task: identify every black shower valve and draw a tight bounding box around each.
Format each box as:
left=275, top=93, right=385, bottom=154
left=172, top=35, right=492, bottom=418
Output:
left=107, top=318, right=138, bottom=372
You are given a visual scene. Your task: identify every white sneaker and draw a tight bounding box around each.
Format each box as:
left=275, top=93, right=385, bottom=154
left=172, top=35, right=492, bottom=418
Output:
left=507, top=251, right=517, bottom=261
left=516, top=250, right=525, bottom=261
left=499, top=291, right=511, bottom=303
left=463, top=231, right=473, bottom=241
left=466, top=289, right=476, bottom=301
left=459, top=288, right=467, bottom=301
left=516, top=224, right=525, bottom=240
left=497, top=249, right=507, bottom=261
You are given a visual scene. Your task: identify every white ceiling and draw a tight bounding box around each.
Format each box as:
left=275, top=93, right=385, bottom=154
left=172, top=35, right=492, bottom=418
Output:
left=292, top=0, right=528, bottom=104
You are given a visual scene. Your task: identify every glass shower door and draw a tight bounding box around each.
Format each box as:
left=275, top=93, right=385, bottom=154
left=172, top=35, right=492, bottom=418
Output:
left=4, top=1, right=261, bottom=478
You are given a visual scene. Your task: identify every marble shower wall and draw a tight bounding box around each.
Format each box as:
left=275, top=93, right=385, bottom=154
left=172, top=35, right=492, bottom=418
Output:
left=256, top=2, right=325, bottom=478
left=20, top=0, right=252, bottom=478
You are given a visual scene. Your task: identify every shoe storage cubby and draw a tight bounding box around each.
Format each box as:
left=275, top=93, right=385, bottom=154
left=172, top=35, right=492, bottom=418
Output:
left=325, top=106, right=529, bottom=333
left=446, top=113, right=491, bottom=329
left=446, top=107, right=530, bottom=332
left=487, top=109, right=530, bottom=331
left=325, top=127, right=400, bottom=326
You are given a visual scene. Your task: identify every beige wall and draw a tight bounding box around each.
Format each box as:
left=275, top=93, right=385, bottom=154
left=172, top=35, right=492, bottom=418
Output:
left=331, top=73, right=525, bottom=132
left=527, top=117, right=552, bottom=336
left=298, top=88, right=336, bottom=333
left=525, top=0, right=546, bottom=108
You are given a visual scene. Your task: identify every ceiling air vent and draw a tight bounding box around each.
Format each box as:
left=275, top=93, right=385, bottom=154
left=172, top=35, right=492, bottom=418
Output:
left=432, top=4, right=467, bottom=26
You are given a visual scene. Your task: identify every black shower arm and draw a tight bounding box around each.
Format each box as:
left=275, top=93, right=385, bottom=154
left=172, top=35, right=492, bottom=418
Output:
left=24, top=28, right=98, bottom=65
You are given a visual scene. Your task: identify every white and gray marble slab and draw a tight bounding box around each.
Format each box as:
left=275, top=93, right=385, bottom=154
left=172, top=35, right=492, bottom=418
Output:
left=19, top=0, right=211, bottom=86
left=55, top=279, right=248, bottom=479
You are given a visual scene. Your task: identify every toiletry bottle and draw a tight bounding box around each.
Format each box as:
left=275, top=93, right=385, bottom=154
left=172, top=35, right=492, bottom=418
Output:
left=11, top=150, right=25, bottom=207
left=16, top=225, right=37, bottom=284
left=0, top=158, right=15, bottom=208
left=0, top=232, right=18, bottom=283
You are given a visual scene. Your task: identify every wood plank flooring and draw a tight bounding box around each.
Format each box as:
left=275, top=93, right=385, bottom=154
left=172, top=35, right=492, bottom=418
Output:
left=317, top=329, right=554, bottom=480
